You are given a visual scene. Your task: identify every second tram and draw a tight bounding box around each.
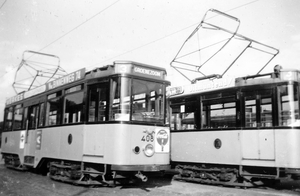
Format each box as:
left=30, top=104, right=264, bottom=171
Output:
left=1, top=61, right=170, bottom=185
left=168, top=66, right=300, bottom=187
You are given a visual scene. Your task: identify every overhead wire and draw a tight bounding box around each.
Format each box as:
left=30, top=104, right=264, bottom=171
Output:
left=0, top=0, right=259, bottom=80
left=0, top=0, right=7, bottom=10
left=0, top=0, right=121, bottom=80
left=27, top=0, right=121, bottom=59
left=88, top=0, right=260, bottom=68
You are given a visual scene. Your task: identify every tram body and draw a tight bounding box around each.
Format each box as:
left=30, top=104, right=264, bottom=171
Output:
left=168, top=67, right=300, bottom=186
left=1, top=61, right=170, bottom=184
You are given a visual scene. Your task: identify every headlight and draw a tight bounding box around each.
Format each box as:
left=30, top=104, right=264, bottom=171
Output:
left=144, top=144, right=155, bottom=157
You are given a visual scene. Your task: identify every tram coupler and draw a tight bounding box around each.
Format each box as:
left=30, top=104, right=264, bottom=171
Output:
left=135, top=171, right=148, bottom=182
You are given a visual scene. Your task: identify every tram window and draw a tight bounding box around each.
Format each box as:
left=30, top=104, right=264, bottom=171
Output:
left=89, top=89, right=96, bottom=122
left=13, top=104, right=23, bottom=130
left=46, top=91, right=62, bottom=126
left=63, top=91, right=84, bottom=124
left=28, top=105, right=39, bottom=129
left=22, top=107, right=28, bottom=129
left=170, top=101, right=198, bottom=131
left=88, top=84, right=108, bottom=122
left=4, top=107, right=13, bottom=131
left=111, top=77, right=131, bottom=121
left=202, top=99, right=236, bottom=129
left=243, top=90, right=273, bottom=127
left=38, top=103, right=45, bottom=127
left=131, top=79, right=165, bottom=123
left=261, top=97, right=272, bottom=127
left=278, top=84, right=300, bottom=126
left=245, top=99, right=256, bottom=127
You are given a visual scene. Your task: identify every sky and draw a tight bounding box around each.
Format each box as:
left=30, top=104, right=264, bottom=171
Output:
left=0, top=0, right=300, bottom=120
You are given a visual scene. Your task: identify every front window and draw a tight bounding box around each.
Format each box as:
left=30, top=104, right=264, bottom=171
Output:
left=110, top=77, right=166, bottom=123
left=131, top=78, right=165, bottom=123
left=278, top=84, right=300, bottom=126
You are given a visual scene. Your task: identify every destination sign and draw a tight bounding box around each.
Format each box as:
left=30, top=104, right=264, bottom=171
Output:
left=6, top=93, right=24, bottom=105
left=47, top=68, right=85, bottom=90
left=168, top=77, right=235, bottom=97
left=114, top=63, right=165, bottom=80
left=24, top=84, right=46, bottom=99
left=133, top=67, right=162, bottom=77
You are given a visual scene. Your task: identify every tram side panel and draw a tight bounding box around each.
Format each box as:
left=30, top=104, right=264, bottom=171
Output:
left=171, top=130, right=241, bottom=165
left=1, top=131, right=26, bottom=163
left=34, top=125, right=84, bottom=167
left=275, top=129, right=300, bottom=168
left=30, top=123, right=170, bottom=169
left=171, top=128, right=300, bottom=170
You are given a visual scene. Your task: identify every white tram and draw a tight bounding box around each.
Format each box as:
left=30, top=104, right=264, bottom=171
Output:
left=168, top=66, right=300, bottom=187
left=1, top=61, right=170, bottom=185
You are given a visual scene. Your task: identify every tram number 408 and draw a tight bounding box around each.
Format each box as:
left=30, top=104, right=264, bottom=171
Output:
left=141, top=134, right=154, bottom=142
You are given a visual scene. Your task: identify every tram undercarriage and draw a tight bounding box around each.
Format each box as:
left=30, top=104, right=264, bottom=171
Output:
left=2, top=154, right=149, bottom=187
left=48, top=161, right=150, bottom=186
left=172, top=163, right=292, bottom=188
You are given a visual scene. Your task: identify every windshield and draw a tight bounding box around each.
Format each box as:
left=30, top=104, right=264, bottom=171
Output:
left=111, top=77, right=166, bottom=123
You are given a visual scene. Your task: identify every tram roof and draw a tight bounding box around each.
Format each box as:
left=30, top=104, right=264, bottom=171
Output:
left=5, top=61, right=168, bottom=106
left=167, top=68, right=300, bottom=98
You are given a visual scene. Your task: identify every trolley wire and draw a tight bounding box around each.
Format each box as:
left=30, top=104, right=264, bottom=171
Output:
left=0, top=0, right=259, bottom=80
left=0, top=0, right=121, bottom=79
left=0, top=0, right=7, bottom=10
left=27, top=0, right=121, bottom=59
left=88, top=0, right=260, bottom=68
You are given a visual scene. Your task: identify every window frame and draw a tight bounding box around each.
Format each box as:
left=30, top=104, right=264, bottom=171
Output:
left=63, top=84, right=84, bottom=124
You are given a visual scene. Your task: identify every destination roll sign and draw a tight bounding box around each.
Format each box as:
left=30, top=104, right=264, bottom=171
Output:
left=114, top=62, right=165, bottom=80
left=47, top=68, right=85, bottom=90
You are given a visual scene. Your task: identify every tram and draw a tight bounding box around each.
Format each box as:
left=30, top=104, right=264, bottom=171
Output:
left=1, top=61, right=170, bottom=185
left=168, top=66, right=300, bottom=187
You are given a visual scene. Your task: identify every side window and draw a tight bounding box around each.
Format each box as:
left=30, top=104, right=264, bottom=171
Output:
left=28, top=105, right=39, bottom=129
left=244, top=90, right=273, bottom=127
left=13, top=104, right=23, bottom=130
left=278, top=85, right=299, bottom=126
left=46, top=91, right=62, bottom=126
left=202, top=98, right=236, bottom=129
left=245, top=97, right=256, bottom=127
left=170, top=101, right=199, bottom=131
left=88, top=83, right=108, bottom=122
left=4, top=107, right=14, bottom=131
left=261, top=96, right=272, bottom=127
left=38, top=103, right=45, bottom=127
left=63, top=85, right=84, bottom=124
left=22, top=107, right=28, bottom=129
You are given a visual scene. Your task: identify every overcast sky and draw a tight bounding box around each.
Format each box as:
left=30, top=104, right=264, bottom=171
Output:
left=0, top=0, right=300, bottom=120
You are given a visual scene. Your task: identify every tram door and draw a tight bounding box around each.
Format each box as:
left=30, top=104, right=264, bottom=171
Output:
left=241, top=90, right=275, bottom=160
